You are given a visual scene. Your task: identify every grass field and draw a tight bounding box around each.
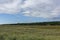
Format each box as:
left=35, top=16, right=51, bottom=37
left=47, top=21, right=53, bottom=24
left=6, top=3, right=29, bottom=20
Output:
left=0, top=25, right=60, bottom=40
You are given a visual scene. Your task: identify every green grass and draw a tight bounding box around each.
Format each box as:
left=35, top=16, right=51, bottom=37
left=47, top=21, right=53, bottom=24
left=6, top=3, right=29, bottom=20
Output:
left=0, top=25, right=60, bottom=40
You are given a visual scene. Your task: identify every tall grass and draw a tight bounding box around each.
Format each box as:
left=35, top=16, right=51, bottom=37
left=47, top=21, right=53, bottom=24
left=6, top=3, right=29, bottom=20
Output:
left=0, top=25, right=60, bottom=40
left=0, top=33, right=45, bottom=40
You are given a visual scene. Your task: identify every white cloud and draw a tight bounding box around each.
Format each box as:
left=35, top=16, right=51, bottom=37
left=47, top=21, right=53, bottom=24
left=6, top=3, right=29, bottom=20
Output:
left=0, top=0, right=60, bottom=19
left=22, top=0, right=60, bottom=18
left=52, top=7, right=60, bottom=16
left=22, top=0, right=52, bottom=8
left=0, top=0, right=22, bottom=14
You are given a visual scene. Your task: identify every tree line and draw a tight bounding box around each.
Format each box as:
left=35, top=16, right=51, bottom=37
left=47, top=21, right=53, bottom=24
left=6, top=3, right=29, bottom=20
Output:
left=3, top=21, right=60, bottom=25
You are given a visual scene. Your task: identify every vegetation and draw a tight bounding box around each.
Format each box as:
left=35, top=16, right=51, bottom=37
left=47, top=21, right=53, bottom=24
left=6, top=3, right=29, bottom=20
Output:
left=6, top=21, right=60, bottom=25
left=0, top=21, right=60, bottom=40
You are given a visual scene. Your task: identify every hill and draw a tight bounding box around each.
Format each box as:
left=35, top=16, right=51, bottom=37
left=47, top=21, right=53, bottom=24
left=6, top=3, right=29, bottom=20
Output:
left=4, top=21, right=60, bottom=25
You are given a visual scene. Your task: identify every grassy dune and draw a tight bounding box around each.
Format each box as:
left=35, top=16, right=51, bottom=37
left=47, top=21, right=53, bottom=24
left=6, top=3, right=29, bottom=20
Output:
left=0, top=25, right=60, bottom=40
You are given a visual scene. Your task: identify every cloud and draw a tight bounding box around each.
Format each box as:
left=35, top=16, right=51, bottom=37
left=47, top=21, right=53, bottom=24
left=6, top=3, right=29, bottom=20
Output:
left=0, top=0, right=60, bottom=19
left=0, top=0, right=23, bottom=14
left=22, top=0, right=60, bottom=19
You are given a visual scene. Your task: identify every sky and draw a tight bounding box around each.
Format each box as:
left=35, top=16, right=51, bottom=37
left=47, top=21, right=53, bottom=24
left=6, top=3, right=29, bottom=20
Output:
left=0, top=0, right=60, bottom=24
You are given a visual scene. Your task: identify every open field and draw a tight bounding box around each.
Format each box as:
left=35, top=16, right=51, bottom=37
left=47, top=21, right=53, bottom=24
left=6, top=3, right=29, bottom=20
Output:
left=0, top=25, right=60, bottom=40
